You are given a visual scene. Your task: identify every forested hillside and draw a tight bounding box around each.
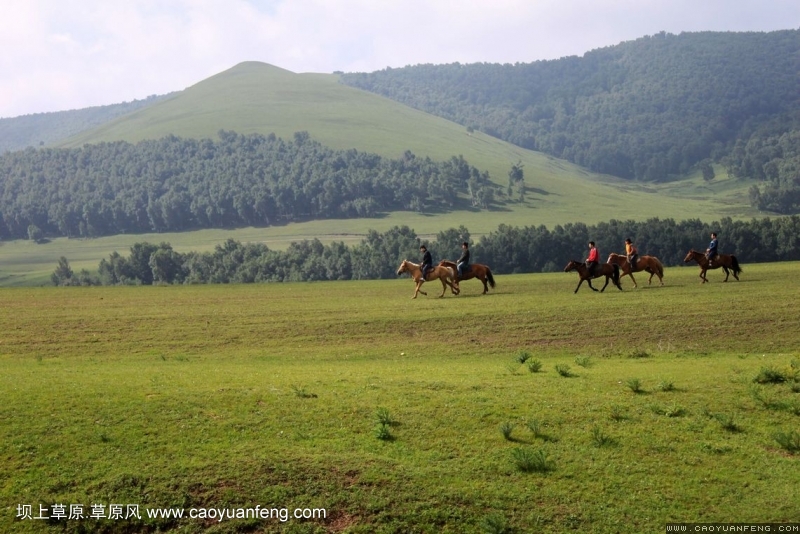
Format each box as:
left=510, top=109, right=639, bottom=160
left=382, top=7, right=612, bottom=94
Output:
left=341, top=30, right=800, bottom=212
left=0, top=131, right=497, bottom=240
left=0, top=94, right=170, bottom=153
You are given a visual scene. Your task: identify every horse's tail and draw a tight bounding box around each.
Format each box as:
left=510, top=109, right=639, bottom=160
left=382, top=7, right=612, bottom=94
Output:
left=730, top=255, right=742, bottom=275
left=652, top=257, right=664, bottom=279
left=486, top=267, right=496, bottom=289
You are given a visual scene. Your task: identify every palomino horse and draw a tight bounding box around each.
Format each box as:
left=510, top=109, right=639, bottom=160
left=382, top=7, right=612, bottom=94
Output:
left=564, top=260, right=622, bottom=294
left=683, top=249, right=742, bottom=283
left=606, top=253, right=664, bottom=288
left=396, top=260, right=460, bottom=299
left=437, top=260, right=496, bottom=295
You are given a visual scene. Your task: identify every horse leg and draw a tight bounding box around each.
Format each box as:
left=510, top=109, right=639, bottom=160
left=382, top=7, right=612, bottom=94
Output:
left=481, top=275, right=488, bottom=294
left=699, top=269, right=708, bottom=284
left=600, top=276, right=610, bottom=292
left=628, top=272, right=638, bottom=289
left=438, top=278, right=447, bottom=298
left=574, top=279, right=585, bottom=294
left=587, top=278, right=598, bottom=292
left=722, top=266, right=730, bottom=282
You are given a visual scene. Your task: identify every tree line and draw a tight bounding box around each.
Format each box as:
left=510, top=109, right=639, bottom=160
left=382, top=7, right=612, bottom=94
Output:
left=53, top=216, right=800, bottom=286
left=340, top=30, right=800, bottom=211
left=0, top=131, right=498, bottom=240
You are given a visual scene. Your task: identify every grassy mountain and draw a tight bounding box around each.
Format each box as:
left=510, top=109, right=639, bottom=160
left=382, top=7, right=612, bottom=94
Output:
left=57, top=61, right=757, bottom=227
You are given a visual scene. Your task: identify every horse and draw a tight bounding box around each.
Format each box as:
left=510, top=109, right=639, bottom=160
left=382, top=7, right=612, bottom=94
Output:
left=396, top=260, right=460, bottom=299
left=564, top=260, right=622, bottom=294
left=606, top=253, right=664, bottom=288
left=683, top=249, right=742, bottom=284
left=437, top=260, right=496, bottom=295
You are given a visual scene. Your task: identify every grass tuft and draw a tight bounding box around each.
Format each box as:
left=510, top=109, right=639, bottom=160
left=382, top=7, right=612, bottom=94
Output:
left=609, top=404, right=627, bottom=422
left=754, top=366, right=787, bottom=384
left=375, top=407, right=394, bottom=426
left=714, top=413, right=742, bottom=433
left=657, top=380, right=676, bottom=392
left=374, top=423, right=393, bottom=441
left=515, top=350, right=532, bottom=364
left=511, top=448, right=552, bottom=473
left=500, top=422, right=515, bottom=441
left=555, top=364, right=573, bottom=377
left=774, top=430, right=800, bottom=453
left=480, top=513, right=514, bottom=534
left=591, top=426, right=616, bottom=447
left=291, top=385, right=317, bottom=398
left=627, top=349, right=652, bottom=359
left=574, top=355, right=592, bottom=368
left=527, top=359, right=543, bottom=373
left=626, top=378, right=644, bottom=393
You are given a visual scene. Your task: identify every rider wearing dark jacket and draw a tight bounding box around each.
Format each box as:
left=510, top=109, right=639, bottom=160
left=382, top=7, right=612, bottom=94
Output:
left=420, top=245, right=433, bottom=280
left=706, top=232, right=719, bottom=265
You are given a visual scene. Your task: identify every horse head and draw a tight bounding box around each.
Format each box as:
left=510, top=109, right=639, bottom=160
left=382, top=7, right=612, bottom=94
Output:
left=564, top=260, right=581, bottom=273
left=396, top=260, right=409, bottom=276
left=683, top=250, right=699, bottom=263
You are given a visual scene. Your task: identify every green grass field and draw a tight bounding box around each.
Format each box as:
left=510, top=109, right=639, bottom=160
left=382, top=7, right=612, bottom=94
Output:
left=2, top=263, right=799, bottom=533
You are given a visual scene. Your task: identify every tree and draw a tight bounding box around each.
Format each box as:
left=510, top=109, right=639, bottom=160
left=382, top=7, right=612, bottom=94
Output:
left=27, top=224, right=43, bottom=243
left=508, top=161, right=524, bottom=201
left=51, top=257, right=73, bottom=286
left=700, top=159, right=715, bottom=182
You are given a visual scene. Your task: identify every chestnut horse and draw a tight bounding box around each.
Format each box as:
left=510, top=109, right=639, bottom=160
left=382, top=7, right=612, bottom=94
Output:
left=437, top=260, right=496, bottom=295
left=396, top=260, right=460, bottom=299
left=683, top=249, right=742, bottom=283
left=564, top=260, right=622, bottom=294
left=606, top=253, right=664, bottom=288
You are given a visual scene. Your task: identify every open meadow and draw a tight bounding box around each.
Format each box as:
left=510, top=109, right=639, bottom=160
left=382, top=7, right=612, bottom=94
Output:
left=1, top=263, right=799, bottom=533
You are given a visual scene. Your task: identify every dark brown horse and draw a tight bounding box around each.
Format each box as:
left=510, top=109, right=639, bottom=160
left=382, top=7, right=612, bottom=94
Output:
left=438, top=260, right=496, bottom=295
left=606, top=253, right=664, bottom=288
left=564, top=260, right=622, bottom=293
left=396, top=260, right=460, bottom=299
left=683, top=250, right=742, bottom=283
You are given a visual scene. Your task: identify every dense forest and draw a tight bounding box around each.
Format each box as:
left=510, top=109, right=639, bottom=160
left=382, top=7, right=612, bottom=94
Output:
left=341, top=30, right=800, bottom=212
left=0, top=94, right=171, bottom=153
left=54, top=216, right=800, bottom=286
left=0, top=131, right=498, bottom=239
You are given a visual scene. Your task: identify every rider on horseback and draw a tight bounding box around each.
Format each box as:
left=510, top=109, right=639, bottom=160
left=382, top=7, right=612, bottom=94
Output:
left=625, top=238, right=639, bottom=269
left=420, top=245, right=433, bottom=281
left=706, top=232, right=718, bottom=267
left=586, top=241, right=599, bottom=277
left=456, top=242, right=470, bottom=280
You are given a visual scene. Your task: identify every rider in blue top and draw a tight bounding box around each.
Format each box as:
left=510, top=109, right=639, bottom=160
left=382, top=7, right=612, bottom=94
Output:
left=706, top=232, right=719, bottom=265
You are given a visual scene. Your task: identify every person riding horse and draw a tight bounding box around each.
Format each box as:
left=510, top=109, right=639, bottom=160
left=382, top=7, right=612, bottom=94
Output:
left=420, top=245, right=433, bottom=280
left=585, top=241, right=599, bottom=277
left=456, top=242, right=470, bottom=280
left=625, top=238, right=639, bottom=269
left=706, top=232, right=719, bottom=267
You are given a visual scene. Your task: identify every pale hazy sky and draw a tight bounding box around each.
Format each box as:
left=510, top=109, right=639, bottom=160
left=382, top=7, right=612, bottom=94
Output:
left=1, top=0, right=798, bottom=118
